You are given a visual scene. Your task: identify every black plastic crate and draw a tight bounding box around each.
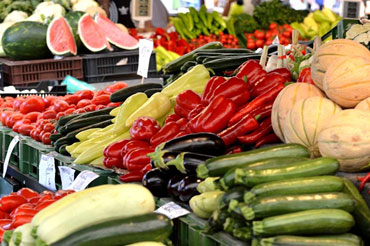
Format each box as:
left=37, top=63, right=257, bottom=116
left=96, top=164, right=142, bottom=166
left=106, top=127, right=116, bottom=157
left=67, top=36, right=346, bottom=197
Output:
left=82, top=50, right=157, bottom=83
left=0, top=81, right=67, bottom=98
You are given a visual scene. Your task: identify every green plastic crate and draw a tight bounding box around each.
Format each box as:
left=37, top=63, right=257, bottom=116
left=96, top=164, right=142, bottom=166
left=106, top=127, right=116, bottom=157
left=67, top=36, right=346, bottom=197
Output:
left=4, top=131, right=21, bottom=169
left=0, top=126, right=11, bottom=162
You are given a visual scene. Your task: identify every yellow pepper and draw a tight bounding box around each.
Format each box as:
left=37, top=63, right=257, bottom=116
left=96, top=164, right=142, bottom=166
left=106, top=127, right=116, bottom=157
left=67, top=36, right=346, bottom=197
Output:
left=76, top=128, right=101, bottom=141
left=90, top=156, right=105, bottom=166
left=109, top=107, right=120, bottom=116
left=65, top=142, right=81, bottom=154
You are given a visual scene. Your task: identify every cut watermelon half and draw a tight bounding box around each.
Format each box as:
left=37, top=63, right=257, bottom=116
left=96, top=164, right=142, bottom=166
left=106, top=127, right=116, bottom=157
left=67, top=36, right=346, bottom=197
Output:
left=95, top=13, right=139, bottom=50
left=78, top=13, right=112, bottom=53
left=47, top=16, right=77, bottom=56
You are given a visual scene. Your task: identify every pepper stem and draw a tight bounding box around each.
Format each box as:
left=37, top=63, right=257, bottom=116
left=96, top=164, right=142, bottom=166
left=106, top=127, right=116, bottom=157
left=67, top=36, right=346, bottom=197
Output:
left=166, top=152, right=186, bottom=174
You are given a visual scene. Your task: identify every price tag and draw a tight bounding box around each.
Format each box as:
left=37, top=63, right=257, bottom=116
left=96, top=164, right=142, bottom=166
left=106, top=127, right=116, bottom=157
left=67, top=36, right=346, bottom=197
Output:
left=58, top=166, right=75, bottom=190
left=155, top=202, right=190, bottom=219
left=2, top=136, right=19, bottom=178
left=39, top=155, right=56, bottom=191
left=67, top=170, right=99, bottom=191
left=273, top=36, right=280, bottom=45
left=137, top=39, right=154, bottom=78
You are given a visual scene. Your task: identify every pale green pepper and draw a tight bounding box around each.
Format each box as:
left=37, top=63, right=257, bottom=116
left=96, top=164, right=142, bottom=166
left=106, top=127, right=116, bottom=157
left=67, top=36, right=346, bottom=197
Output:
left=189, top=190, right=225, bottom=219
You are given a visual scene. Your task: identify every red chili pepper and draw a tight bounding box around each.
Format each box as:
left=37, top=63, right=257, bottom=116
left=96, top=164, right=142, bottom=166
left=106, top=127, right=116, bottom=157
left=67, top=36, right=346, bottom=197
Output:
left=226, top=145, right=243, bottom=155
left=103, top=139, right=130, bottom=158
left=218, top=114, right=260, bottom=147
left=35, top=199, right=55, bottom=211
left=150, top=122, right=180, bottom=147
left=4, top=214, right=33, bottom=230
left=237, top=118, right=272, bottom=144
left=256, top=107, right=272, bottom=122
left=235, top=60, right=263, bottom=84
left=176, top=118, right=188, bottom=132
left=208, top=77, right=250, bottom=107
left=268, top=68, right=291, bottom=82
left=201, top=76, right=227, bottom=105
left=357, top=176, right=365, bottom=182
left=17, top=188, right=38, bottom=200
left=0, top=211, right=9, bottom=219
left=120, top=171, right=144, bottom=183
left=0, top=195, right=27, bottom=213
left=249, top=104, right=273, bottom=118
left=124, top=148, right=155, bottom=171
left=297, top=67, right=315, bottom=84
left=176, top=90, right=201, bottom=112
left=359, top=172, right=370, bottom=191
left=129, top=117, right=160, bottom=141
left=164, top=113, right=181, bottom=124
left=229, top=83, right=284, bottom=126
left=251, top=73, right=286, bottom=98
left=103, top=157, right=123, bottom=169
left=120, top=140, right=151, bottom=157
left=255, top=133, right=280, bottom=148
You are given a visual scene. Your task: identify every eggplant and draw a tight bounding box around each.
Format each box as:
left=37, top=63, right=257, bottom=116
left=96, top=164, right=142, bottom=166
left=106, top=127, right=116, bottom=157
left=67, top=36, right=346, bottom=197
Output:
left=157, top=133, right=226, bottom=156
left=167, top=174, right=186, bottom=200
left=142, top=168, right=171, bottom=198
left=177, top=175, right=202, bottom=202
left=166, top=152, right=214, bottom=174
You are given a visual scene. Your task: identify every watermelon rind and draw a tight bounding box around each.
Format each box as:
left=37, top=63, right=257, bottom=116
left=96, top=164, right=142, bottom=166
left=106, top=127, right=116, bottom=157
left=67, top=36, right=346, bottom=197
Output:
left=65, top=11, right=85, bottom=49
left=47, top=16, right=77, bottom=56
left=1, top=21, right=52, bottom=60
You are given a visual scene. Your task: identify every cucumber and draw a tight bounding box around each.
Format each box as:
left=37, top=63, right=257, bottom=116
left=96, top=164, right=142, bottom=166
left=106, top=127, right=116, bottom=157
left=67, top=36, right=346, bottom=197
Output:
left=180, top=61, right=198, bottom=72
left=49, top=213, right=172, bottom=246
left=253, top=209, right=355, bottom=236
left=65, top=119, right=113, bottom=142
left=260, top=235, right=362, bottom=246
left=235, top=157, right=339, bottom=188
left=196, top=144, right=310, bottom=178
left=144, top=88, right=162, bottom=97
left=110, top=83, right=163, bottom=102
left=219, top=186, right=245, bottom=208
left=60, top=115, right=114, bottom=135
left=50, top=133, right=63, bottom=143
left=219, top=157, right=309, bottom=189
left=244, top=176, right=344, bottom=204
left=241, top=192, right=355, bottom=220
left=162, top=42, right=223, bottom=74
left=203, top=55, right=262, bottom=71
left=342, top=178, right=370, bottom=238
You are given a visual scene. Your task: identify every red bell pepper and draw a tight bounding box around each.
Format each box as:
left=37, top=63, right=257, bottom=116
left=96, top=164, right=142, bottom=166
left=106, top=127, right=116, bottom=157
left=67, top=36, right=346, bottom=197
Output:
left=235, top=60, right=265, bottom=88
left=297, top=67, right=314, bottom=84
left=249, top=70, right=268, bottom=89
left=17, top=188, right=38, bottom=200
left=129, top=117, right=160, bottom=141
left=250, top=104, right=273, bottom=118
left=164, top=113, right=181, bottom=124
left=175, top=131, right=187, bottom=138
left=11, top=207, right=38, bottom=217
left=53, top=190, right=74, bottom=200
left=187, top=104, right=204, bottom=121
left=237, top=118, right=272, bottom=144
left=255, top=133, right=280, bottom=148
left=35, top=199, right=55, bottom=211
left=4, top=214, right=33, bottom=230
left=150, top=122, right=180, bottom=147
left=0, top=219, right=12, bottom=227
left=268, top=68, right=291, bottom=82
left=226, top=145, right=243, bottom=155
left=103, top=139, right=130, bottom=158
left=174, top=104, right=191, bottom=119
left=124, top=148, right=155, bottom=171
left=103, top=157, right=123, bottom=169
left=218, top=114, right=259, bottom=146
left=28, top=196, right=40, bottom=204
left=120, top=171, right=144, bottom=183
left=201, top=76, right=227, bottom=105
left=208, top=77, right=250, bottom=107
left=9, top=204, right=34, bottom=217
left=251, top=73, right=286, bottom=98
left=176, top=90, right=201, bottom=112
left=0, top=211, right=9, bottom=219
left=229, top=83, right=284, bottom=126
left=0, top=195, right=27, bottom=213
left=120, top=140, right=151, bottom=157
left=176, top=118, right=188, bottom=132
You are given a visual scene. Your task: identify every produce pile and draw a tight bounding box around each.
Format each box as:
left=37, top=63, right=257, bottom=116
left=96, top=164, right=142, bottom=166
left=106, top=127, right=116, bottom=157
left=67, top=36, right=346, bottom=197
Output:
left=345, top=22, right=370, bottom=48
left=2, top=184, right=173, bottom=246
left=0, top=188, right=74, bottom=241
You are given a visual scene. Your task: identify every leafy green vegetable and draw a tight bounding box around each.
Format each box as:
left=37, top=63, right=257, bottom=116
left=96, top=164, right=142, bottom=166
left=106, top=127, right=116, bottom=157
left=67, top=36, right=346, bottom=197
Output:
left=231, top=14, right=260, bottom=34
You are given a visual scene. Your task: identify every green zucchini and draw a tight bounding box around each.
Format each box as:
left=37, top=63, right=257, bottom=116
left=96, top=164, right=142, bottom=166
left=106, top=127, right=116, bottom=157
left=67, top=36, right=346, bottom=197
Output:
left=194, top=48, right=253, bottom=54
left=203, top=55, right=261, bottom=71
left=315, top=233, right=363, bottom=245
left=204, top=208, right=228, bottom=234
left=219, top=186, right=245, bottom=209
left=244, top=176, right=344, bottom=204
left=49, top=213, right=172, bottom=246
left=110, top=83, right=162, bottom=102
left=53, top=136, right=74, bottom=151
left=342, top=178, right=370, bottom=238
left=57, top=113, right=80, bottom=127
left=64, top=119, right=113, bottom=142
left=232, top=227, right=252, bottom=242
left=50, top=133, right=63, bottom=143
left=253, top=209, right=355, bottom=236
left=219, top=157, right=309, bottom=189
left=144, top=88, right=162, bottom=97
left=180, top=61, right=198, bottom=72
left=235, top=157, right=339, bottom=188
left=68, top=107, right=114, bottom=122
left=241, top=192, right=355, bottom=220
left=58, top=145, right=70, bottom=156
left=60, top=115, right=114, bottom=135
left=162, top=42, right=223, bottom=74
left=196, top=144, right=310, bottom=178
left=260, top=235, right=362, bottom=246
left=223, top=217, right=245, bottom=233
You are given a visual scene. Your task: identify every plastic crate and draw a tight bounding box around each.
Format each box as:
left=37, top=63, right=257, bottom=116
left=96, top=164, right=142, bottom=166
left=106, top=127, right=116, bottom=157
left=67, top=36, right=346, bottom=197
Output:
left=3, top=131, right=21, bottom=169
left=0, top=56, right=83, bottom=86
left=0, top=126, right=11, bottom=162
left=82, top=50, right=157, bottom=83
left=0, top=81, right=67, bottom=98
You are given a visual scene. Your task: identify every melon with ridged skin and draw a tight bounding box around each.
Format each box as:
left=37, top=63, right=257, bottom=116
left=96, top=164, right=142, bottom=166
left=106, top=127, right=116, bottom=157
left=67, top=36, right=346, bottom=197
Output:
left=283, top=96, right=342, bottom=157
left=355, top=97, right=370, bottom=112
left=272, top=83, right=325, bottom=142
left=318, top=109, right=370, bottom=172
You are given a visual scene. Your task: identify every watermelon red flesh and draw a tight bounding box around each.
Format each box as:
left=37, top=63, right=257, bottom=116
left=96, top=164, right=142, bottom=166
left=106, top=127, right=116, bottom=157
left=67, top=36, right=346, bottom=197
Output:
left=47, top=17, right=77, bottom=56
left=95, top=13, right=139, bottom=50
left=78, top=14, right=112, bottom=52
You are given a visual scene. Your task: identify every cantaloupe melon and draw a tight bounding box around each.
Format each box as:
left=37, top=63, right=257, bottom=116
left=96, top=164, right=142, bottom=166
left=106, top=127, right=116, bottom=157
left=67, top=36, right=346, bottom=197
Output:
left=355, top=97, right=370, bottom=112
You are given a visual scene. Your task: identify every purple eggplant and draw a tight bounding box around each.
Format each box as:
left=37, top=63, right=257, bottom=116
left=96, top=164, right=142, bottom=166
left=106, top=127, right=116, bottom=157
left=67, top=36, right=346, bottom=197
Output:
left=177, top=175, right=202, bottom=203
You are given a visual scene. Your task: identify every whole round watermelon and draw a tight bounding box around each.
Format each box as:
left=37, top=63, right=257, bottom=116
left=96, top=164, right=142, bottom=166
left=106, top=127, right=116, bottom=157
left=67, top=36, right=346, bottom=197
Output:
left=2, top=22, right=52, bottom=60
left=65, top=11, right=85, bottom=49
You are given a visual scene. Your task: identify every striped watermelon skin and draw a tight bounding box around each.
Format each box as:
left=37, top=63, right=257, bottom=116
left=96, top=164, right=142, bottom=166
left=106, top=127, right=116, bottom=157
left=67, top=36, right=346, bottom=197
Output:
left=65, top=11, right=85, bottom=49
left=1, top=22, right=51, bottom=60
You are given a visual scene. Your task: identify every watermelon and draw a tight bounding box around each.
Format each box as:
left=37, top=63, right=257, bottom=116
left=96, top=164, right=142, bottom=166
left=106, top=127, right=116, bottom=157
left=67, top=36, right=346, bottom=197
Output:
left=78, top=13, right=112, bottom=52
left=47, top=16, right=77, bottom=56
left=65, top=11, right=85, bottom=49
left=95, top=13, right=139, bottom=50
left=1, top=22, right=52, bottom=60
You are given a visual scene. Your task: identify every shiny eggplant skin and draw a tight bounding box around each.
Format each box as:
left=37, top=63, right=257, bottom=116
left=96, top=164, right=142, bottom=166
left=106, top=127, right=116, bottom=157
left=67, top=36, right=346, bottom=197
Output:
left=142, top=168, right=171, bottom=198
left=177, top=175, right=202, bottom=202
left=167, top=175, right=187, bottom=200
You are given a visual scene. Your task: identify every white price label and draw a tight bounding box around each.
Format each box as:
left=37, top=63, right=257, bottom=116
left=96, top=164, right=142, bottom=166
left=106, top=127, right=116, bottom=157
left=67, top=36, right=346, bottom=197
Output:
left=67, top=170, right=99, bottom=191
left=137, top=39, right=154, bottom=78
left=58, top=166, right=75, bottom=190
left=273, top=36, right=280, bottom=45
left=155, top=202, right=190, bottom=219
left=39, top=155, right=56, bottom=191
left=2, top=136, right=19, bottom=178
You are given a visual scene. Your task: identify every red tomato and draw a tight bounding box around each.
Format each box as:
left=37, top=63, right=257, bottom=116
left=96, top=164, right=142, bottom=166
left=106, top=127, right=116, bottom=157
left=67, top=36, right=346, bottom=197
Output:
left=269, top=22, right=278, bottom=30
left=33, top=128, right=42, bottom=141
left=1, top=110, right=13, bottom=125
left=13, top=97, right=25, bottom=111
left=56, top=112, right=66, bottom=120
left=20, top=97, right=45, bottom=114
left=107, top=102, right=120, bottom=107
left=0, top=102, right=13, bottom=108
left=74, top=108, right=87, bottom=114
left=94, top=90, right=108, bottom=97
left=247, top=41, right=256, bottom=50
left=24, top=112, right=40, bottom=123
left=76, top=99, right=91, bottom=108
left=53, top=100, right=69, bottom=112
left=64, top=108, right=75, bottom=115
left=246, top=33, right=254, bottom=39
left=282, top=31, right=291, bottom=38
left=104, top=82, right=128, bottom=93
left=29, top=129, right=37, bottom=139
left=43, top=96, right=57, bottom=108
left=12, top=120, right=31, bottom=133
left=6, top=113, right=24, bottom=128
left=255, top=39, right=264, bottom=48
left=18, top=124, right=34, bottom=136
left=17, top=188, right=38, bottom=200
left=43, top=123, right=55, bottom=132
left=92, top=95, right=110, bottom=105
left=83, top=104, right=97, bottom=112
left=64, top=95, right=80, bottom=105
left=41, top=132, right=51, bottom=145
left=265, top=39, right=273, bottom=46
left=75, top=90, right=94, bottom=100
left=254, top=30, right=265, bottom=40
left=41, top=110, right=57, bottom=119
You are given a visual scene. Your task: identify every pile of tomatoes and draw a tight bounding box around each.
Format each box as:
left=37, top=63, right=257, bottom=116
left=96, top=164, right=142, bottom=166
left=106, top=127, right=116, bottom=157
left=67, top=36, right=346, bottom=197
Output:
left=0, top=82, right=127, bottom=145
left=245, top=23, right=294, bottom=50
left=189, top=33, right=240, bottom=50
